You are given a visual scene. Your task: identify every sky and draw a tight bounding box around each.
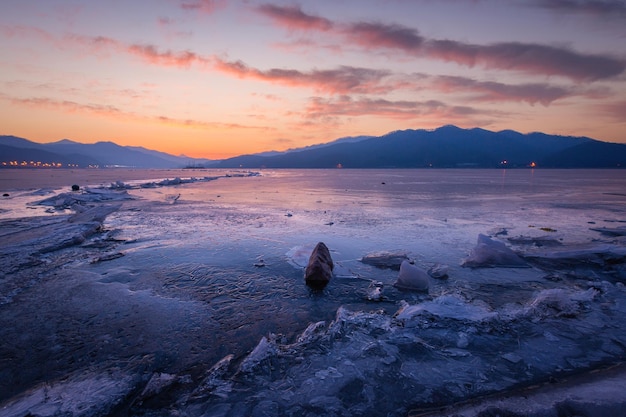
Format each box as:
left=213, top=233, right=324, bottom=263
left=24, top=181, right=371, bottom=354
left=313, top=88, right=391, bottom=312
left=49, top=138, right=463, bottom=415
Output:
left=1, top=0, right=625, bottom=159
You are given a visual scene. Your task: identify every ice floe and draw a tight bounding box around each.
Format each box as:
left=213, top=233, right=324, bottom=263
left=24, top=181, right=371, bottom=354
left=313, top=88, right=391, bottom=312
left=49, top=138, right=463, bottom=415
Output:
left=462, top=234, right=529, bottom=268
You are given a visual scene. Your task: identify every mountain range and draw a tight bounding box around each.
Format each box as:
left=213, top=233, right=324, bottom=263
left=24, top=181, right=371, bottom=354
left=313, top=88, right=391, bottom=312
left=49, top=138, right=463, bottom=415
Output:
left=1, top=125, right=625, bottom=169
left=0, top=136, right=213, bottom=169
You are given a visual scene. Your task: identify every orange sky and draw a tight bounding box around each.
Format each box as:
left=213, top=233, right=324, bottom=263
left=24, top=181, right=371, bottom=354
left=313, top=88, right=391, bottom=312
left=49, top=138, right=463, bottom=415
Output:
left=1, top=1, right=625, bottom=159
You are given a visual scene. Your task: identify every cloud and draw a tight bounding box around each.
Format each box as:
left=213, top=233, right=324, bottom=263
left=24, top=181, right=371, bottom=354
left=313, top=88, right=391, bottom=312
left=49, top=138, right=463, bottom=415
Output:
left=65, top=33, right=211, bottom=68
left=424, top=39, right=625, bottom=81
left=158, top=17, right=175, bottom=26
left=600, top=100, right=626, bottom=121
left=213, top=58, right=395, bottom=94
left=253, top=5, right=626, bottom=81
left=9, top=96, right=124, bottom=118
left=431, top=75, right=573, bottom=105
left=178, top=0, right=226, bottom=14
left=127, top=44, right=207, bottom=67
left=533, top=0, right=626, bottom=18
left=4, top=95, right=263, bottom=130
left=304, top=95, right=484, bottom=120
left=342, top=22, right=425, bottom=53
left=1, top=25, right=56, bottom=42
left=257, top=4, right=333, bottom=30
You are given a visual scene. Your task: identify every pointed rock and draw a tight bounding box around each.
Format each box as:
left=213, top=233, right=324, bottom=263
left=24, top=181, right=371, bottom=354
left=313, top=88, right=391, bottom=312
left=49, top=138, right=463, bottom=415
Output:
left=304, top=242, right=333, bottom=289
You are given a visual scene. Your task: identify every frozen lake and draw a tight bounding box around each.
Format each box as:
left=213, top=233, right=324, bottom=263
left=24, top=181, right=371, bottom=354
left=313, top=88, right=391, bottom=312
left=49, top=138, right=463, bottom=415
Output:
left=1, top=168, right=626, bottom=416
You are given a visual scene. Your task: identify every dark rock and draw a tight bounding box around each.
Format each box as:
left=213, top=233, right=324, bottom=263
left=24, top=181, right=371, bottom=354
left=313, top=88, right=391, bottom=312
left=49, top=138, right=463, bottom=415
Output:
left=2, top=193, right=9, bottom=197
left=71, top=184, right=80, bottom=191
left=305, top=242, right=333, bottom=289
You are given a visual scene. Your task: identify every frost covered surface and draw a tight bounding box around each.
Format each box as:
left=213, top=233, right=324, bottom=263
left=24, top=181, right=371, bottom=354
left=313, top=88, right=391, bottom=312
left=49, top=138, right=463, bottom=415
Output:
left=1, top=169, right=626, bottom=416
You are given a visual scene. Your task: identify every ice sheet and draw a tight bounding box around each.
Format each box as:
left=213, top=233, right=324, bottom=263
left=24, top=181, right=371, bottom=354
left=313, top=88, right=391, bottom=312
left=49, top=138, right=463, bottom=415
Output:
left=1, top=168, right=626, bottom=416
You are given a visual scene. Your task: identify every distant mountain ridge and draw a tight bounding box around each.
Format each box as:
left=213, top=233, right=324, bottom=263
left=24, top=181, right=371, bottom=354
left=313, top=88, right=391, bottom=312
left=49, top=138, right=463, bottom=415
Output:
left=1, top=126, right=625, bottom=169
left=0, top=136, right=214, bottom=168
left=215, top=125, right=625, bottom=168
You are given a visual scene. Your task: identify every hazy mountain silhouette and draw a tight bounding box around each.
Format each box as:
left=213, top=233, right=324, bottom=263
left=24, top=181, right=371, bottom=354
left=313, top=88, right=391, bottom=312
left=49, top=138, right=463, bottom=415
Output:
left=0, top=136, right=215, bottom=168
left=216, top=125, right=625, bottom=168
left=2, top=126, right=625, bottom=169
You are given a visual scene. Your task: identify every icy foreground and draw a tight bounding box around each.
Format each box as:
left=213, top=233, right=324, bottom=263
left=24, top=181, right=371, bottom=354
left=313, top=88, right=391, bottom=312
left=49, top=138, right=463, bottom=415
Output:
left=1, top=169, right=626, bottom=416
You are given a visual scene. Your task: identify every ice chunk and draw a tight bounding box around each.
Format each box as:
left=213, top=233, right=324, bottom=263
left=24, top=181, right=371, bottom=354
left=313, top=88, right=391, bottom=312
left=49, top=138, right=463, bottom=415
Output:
left=365, top=281, right=384, bottom=301
left=138, top=372, right=178, bottom=400
left=328, top=306, right=392, bottom=337
left=238, top=336, right=279, bottom=374
left=462, top=234, right=528, bottom=268
left=522, top=243, right=626, bottom=270
left=360, top=251, right=409, bottom=270
left=35, top=189, right=132, bottom=210
left=193, top=354, right=234, bottom=399
left=296, top=321, right=327, bottom=345
left=0, top=370, right=137, bottom=417
left=507, top=235, right=563, bottom=247
left=428, top=263, right=449, bottom=279
left=525, top=288, right=598, bottom=318
left=394, top=260, right=430, bottom=291
left=286, top=244, right=315, bottom=268
left=590, top=226, right=626, bottom=237
left=394, top=294, right=497, bottom=322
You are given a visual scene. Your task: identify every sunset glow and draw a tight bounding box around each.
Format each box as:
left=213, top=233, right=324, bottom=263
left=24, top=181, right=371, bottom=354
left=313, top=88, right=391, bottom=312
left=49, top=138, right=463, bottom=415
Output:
left=1, top=1, right=625, bottom=159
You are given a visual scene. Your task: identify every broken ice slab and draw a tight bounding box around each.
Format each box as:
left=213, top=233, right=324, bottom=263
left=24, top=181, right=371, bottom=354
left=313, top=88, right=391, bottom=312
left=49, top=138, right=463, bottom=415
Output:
left=462, top=234, right=529, bottom=268
left=590, top=226, right=626, bottom=237
left=394, top=294, right=497, bottom=322
left=360, top=250, right=409, bottom=270
left=521, top=242, right=626, bottom=270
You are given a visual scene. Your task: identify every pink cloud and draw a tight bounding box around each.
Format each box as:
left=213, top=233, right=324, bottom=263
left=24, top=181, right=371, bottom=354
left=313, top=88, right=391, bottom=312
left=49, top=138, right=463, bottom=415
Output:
left=6, top=95, right=264, bottom=130
left=342, top=22, right=425, bottom=53
left=256, top=4, right=333, bottom=31
left=1, top=25, right=56, bottom=42
left=10, top=96, right=124, bottom=118
left=213, top=58, right=395, bottom=94
left=600, top=100, right=626, bottom=121
left=64, top=33, right=210, bottom=68
left=127, top=44, right=207, bottom=67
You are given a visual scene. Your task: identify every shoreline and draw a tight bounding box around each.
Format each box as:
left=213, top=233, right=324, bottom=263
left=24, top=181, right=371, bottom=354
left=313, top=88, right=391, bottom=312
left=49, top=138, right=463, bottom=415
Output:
left=0, top=168, right=231, bottom=191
